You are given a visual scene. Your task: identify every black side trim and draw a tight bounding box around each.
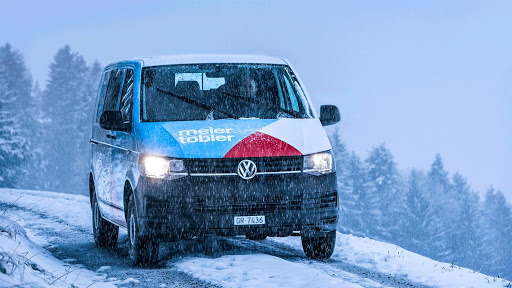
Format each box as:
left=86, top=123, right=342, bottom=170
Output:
left=98, top=197, right=123, bottom=211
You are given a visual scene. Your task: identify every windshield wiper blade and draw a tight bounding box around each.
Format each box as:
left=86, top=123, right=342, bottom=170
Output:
left=156, top=88, right=237, bottom=119
left=221, top=91, right=259, bottom=104
left=221, top=91, right=304, bottom=119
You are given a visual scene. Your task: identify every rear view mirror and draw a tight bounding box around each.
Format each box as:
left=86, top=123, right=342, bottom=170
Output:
left=319, top=105, right=341, bottom=126
left=99, top=111, right=129, bottom=131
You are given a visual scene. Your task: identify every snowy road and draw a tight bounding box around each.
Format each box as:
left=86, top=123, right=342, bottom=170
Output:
left=1, top=189, right=509, bottom=288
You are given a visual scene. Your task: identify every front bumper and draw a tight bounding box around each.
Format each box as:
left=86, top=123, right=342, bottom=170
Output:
left=133, top=172, right=338, bottom=240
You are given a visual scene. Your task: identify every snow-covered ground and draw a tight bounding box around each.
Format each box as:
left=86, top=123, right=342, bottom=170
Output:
left=0, top=215, right=114, bottom=287
left=0, top=188, right=510, bottom=288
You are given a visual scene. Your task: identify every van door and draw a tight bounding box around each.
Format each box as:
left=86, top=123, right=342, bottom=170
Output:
left=91, top=69, right=110, bottom=217
left=95, top=68, right=125, bottom=222
left=110, top=68, right=135, bottom=226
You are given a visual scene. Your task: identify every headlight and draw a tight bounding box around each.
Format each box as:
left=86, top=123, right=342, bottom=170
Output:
left=303, top=150, right=335, bottom=175
left=139, top=155, right=186, bottom=179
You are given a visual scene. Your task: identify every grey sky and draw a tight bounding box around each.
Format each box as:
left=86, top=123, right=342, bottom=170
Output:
left=1, top=0, right=510, bottom=201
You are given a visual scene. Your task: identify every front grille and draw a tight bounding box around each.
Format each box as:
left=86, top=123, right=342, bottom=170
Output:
left=185, top=156, right=303, bottom=174
left=145, top=190, right=337, bottom=216
left=145, top=195, right=302, bottom=215
left=195, top=195, right=302, bottom=213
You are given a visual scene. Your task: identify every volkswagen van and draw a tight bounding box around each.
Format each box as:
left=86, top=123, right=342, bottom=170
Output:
left=89, top=55, right=340, bottom=265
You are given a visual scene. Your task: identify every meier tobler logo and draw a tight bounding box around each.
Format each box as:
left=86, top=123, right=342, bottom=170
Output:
left=237, top=160, right=257, bottom=180
left=178, top=127, right=235, bottom=144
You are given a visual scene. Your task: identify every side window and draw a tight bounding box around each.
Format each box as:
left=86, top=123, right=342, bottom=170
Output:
left=276, top=71, right=296, bottom=111
left=283, top=76, right=300, bottom=112
left=120, top=69, right=134, bottom=123
left=95, top=70, right=111, bottom=122
left=103, top=69, right=125, bottom=112
left=274, top=72, right=286, bottom=110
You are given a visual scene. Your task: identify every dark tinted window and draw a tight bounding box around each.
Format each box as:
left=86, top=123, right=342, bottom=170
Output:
left=120, top=69, right=134, bottom=123
left=141, top=64, right=314, bottom=122
left=95, top=70, right=111, bottom=122
left=103, top=69, right=125, bottom=112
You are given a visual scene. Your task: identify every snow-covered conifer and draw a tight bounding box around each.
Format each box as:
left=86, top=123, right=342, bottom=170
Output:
left=0, top=43, right=33, bottom=187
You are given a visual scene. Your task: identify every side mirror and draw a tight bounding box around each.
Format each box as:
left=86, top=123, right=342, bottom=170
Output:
left=319, top=105, right=341, bottom=126
left=99, top=111, right=129, bottom=131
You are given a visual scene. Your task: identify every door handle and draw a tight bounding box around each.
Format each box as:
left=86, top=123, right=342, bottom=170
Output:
left=106, top=134, right=116, bottom=140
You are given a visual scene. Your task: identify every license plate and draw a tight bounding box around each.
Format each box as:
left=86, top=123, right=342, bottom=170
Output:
left=234, top=215, right=265, bottom=226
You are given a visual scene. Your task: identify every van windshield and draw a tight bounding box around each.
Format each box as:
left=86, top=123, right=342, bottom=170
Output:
left=141, top=64, right=315, bottom=122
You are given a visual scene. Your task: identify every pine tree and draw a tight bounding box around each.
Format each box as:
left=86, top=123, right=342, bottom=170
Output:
left=425, top=154, right=454, bottom=261
left=19, top=81, right=49, bottom=189
left=451, top=173, right=482, bottom=269
left=428, top=154, right=450, bottom=187
left=328, top=128, right=355, bottom=233
left=69, top=59, right=101, bottom=192
left=365, top=144, right=403, bottom=241
left=0, top=43, right=33, bottom=187
left=347, top=152, right=379, bottom=237
left=480, top=188, right=512, bottom=278
left=41, top=45, right=98, bottom=194
left=403, top=169, right=430, bottom=253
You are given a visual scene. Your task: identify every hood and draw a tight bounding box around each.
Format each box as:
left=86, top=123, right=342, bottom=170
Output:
left=137, top=118, right=331, bottom=158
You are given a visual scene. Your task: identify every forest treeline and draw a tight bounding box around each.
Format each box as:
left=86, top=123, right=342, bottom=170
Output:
left=329, top=129, right=512, bottom=279
left=0, top=43, right=100, bottom=193
left=1, top=43, right=511, bottom=279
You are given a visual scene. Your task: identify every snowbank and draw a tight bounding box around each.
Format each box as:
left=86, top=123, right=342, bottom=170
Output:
left=0, top=215, right=114, bottom=288
left=0, top=188, right=92, bottom=230
left=271, top=234, right=511, bottom=288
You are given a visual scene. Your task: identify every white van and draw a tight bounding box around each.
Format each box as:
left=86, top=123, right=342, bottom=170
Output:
left=90, top=55, right=340, bottom=266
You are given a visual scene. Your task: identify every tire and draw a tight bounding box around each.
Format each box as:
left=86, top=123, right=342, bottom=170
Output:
left=127, top=195, right=159, bottom=267
left=245, top=232, right=267, bottom=240
left=92, top=192, right=119, bottom=249
left=301, top=230, right=336, bottom=260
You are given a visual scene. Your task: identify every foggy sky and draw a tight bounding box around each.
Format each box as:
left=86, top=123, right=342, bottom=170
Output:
left=1, top=0, right=510, bottom=201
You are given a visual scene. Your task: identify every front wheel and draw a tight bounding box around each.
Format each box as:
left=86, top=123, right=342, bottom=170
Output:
left=127, top=195, right=159, bottom=267
left=92, top=193, right=119, bottom=248
left=301, top=230, right=336, bottom=260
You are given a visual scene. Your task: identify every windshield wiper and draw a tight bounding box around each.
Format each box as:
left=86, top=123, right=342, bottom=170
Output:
left=156, top=88, right=237, bottom=120
left=220, top=91, right=305, bottom=119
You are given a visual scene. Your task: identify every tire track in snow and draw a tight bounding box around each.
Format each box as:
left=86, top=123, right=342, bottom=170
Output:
left=219, top=236, right=434, bottom=288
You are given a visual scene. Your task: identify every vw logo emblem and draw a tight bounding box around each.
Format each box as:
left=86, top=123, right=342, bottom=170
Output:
left=237, top=160, right=257, bottom=180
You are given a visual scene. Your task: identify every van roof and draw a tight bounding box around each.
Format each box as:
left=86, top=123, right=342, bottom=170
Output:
left=131, top=54, right=288, bottom=67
